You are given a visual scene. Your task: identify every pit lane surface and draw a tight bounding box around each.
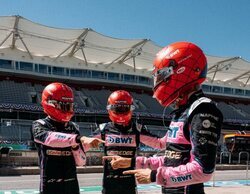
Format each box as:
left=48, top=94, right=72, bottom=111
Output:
left=0, top=170, right=249, bottom=193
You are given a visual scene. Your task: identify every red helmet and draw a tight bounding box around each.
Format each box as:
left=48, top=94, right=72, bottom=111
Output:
left=41, top=82, right=74, bottom=122
left=107, top=90, right=135, bottom=126
left=153, top=42, right=207, bottom=107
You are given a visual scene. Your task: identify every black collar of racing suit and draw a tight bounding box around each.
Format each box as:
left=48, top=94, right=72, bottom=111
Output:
left=114, top=121, right=132, bottom=133
left=46, top=116, right=69, bottom=131
left=185, top=89, right=205, bottom=107
left=169, top=89, right=205, bottom=117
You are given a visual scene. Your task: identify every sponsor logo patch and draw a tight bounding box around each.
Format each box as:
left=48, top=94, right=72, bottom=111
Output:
left=105, top=134, right=136, bottom=147
left=170, top=174, right=192, bottom=182
left=199, top=137, right=207, bottom=145
left=55, top=134, right=67, bottom=139
left=107, top=150, right=134, bottom=156
left=167, top=126, right=179, bottom=138
left=46, top=150, right=72, bottom=156
left=200, top=113, right=219, bottom=121
left=202, top=119, right=211, bottom=128
left=165, top=150, right=181, bottom=159
left=176, top=67, right=185, bottom=74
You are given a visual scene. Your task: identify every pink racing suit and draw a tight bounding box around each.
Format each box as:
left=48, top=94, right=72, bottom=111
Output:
left=32, top=117, right=86, bottom=194
left=136, top=91, right=223, bottom=194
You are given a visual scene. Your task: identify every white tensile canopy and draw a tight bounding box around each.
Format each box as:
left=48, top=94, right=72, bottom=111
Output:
left=0, top=15, right=249, bottom=88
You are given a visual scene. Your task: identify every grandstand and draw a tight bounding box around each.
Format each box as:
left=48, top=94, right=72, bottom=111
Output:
left=0, top=15, right=249, bottom=166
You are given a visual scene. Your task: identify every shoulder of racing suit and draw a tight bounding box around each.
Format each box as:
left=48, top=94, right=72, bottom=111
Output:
left=187, top=97, right=223, bottom=174
left=187, top=97, right=212, bottom=117
left=34, top=119, right=79, bottom=132
left=34, top=118, right=50, bottom=127
left=35, top=119, right=46, bottom=125
left=133, top=119, right=149, bottom=134
left=98, top=122, right=112, bottom=141
left=32, top=118, right=54, bottom=132
left=187, top=96, right=223, bottom=126
left=135, top=121, right=143, bottom=132
left=68, top=121, right=80, bottom=131
left=99, top=122, right=112, bottom=135
left=99, top=122, right=109, bottom=132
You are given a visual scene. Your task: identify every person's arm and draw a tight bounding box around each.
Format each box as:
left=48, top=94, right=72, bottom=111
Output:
left=151, top=103, right=223, bottom=187
left=103, top=155, right=165, bottom=170
left=32, top=120, right=80, bottom=148
left=135, top=155, right=165, bottom=170
left=80, top=136, right=104, bottom=151
left=135, top=125, right=167, bottom=169
left=72, top=144, right=86, bottom=166
left=71, top=124, right=86, bottom=166
left=72, top=123, right=104, bottom=165
left=82, top=124, right=104, bottom=151
left=32, top=120, right=104, bottom=149
left=140, top=125, right=167, bottom=150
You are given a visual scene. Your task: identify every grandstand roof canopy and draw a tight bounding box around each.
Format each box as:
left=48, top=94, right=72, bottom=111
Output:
left=0, top=15, right=250, bottom=88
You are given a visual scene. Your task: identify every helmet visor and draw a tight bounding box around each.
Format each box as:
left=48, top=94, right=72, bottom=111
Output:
left=48, top=100, right=74, bottom=112
left=153, top=66, right=174, bottom=89
left=107, top=104, right=135, bottom=114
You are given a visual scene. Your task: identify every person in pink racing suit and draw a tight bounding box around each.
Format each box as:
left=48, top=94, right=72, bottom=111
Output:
left=106, top=42, right=223, bottom=194
left=97, top=90, right=167, bottom=194
left=31, top=82, right=104, bottom=194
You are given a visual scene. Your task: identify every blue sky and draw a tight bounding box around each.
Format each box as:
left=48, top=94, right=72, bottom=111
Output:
left=1, top=0, right=250, bottom=61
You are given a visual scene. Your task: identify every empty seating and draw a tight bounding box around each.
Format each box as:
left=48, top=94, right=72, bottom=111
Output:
left=217, top=102, right=248, bottom=121
left=0, top=81, right=30, bottom=104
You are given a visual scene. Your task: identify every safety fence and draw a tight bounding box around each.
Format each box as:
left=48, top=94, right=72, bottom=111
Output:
left=212, top=151, right=249, bottom=186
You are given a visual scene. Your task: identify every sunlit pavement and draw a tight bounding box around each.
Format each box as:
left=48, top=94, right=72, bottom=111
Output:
left=0, top=181, right=250, bottom=194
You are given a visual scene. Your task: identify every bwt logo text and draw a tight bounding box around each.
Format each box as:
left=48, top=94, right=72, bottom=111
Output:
left=170, top=174, right=192, bottom=183
left=107, top=136, right=133, bottom=144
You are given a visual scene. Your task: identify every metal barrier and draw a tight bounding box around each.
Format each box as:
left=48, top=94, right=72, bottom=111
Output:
left=213, top=151, right=231, bottom=187
left=238, top=151, right=249, bottom=164
left=212, top=165, right=216, bottom=187
left=219, top=151, right=231, bottom=164
left=238, top=151, right=249, bottom=185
